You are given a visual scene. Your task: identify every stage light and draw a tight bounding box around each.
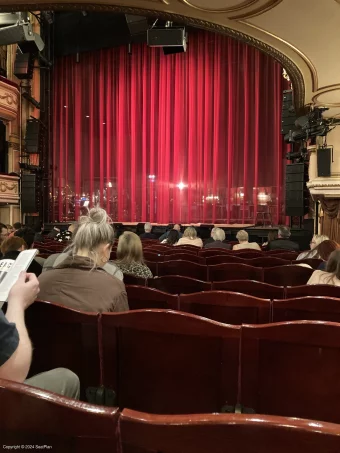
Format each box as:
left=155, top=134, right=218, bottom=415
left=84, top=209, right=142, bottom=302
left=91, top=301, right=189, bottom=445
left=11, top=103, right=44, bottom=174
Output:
left=148, top=174, right=156, bottom=180
left=177, top=182, right=187, bottom=190
left=86, top=115, right=90, bottom=118
left=107, top=182, right=112, bottom=188
left=0, top=13, right=44, bottom=51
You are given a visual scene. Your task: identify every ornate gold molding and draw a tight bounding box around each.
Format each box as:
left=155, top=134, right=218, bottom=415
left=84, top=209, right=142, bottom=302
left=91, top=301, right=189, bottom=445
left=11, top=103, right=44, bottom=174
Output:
left=230, top=0, right=283, bottom=20
left=0, top=79, right=19, bottom=122
left=0, top=174, right=19, bottom=203
left=178, top=0, right=257, bottom=14
left=0, top=3, right=305, bottom=111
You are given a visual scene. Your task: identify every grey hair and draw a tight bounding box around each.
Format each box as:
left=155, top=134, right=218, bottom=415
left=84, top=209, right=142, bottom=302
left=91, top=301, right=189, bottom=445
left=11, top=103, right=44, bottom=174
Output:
left=71, top=207, right=114, bottom=263
left=313, top=234, right=329, bottom=246
left=212, top=227, right=225, bottom=242
left=144, top=222, right=152, bottom=232
left=236, top=230, right=248, bottom=242
left=278, top=225, right=291, bottom=239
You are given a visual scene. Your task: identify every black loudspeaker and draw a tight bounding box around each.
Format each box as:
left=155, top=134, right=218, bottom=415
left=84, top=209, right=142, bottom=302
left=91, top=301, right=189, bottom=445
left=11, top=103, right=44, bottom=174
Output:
left=285, top=163, right=309, bottom=217
left=14, top=51, right=35, bottom=79
left=125, top=15, right=148, bottom=36
left=281, top=89, right=296, bottom=135
left=25, top=120, right=40, bottom=154
left=317, top=147, right=332, bottom=177
left=21, top=174, right=37, bottom=213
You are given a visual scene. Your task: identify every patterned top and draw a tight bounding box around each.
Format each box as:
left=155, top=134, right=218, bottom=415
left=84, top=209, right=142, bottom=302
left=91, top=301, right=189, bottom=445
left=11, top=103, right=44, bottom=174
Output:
left=114, top=261, right=153, bottom=279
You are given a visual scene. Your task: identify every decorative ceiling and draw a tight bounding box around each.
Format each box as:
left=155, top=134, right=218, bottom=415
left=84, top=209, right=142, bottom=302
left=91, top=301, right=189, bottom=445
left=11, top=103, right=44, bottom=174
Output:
left=1, top=0, right=340, bottom=117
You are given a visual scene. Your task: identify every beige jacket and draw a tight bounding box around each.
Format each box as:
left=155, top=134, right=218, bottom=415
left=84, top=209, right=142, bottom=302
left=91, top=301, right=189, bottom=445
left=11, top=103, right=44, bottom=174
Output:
left=233, top=242, right=261, bottom=251
left=176, top=237, right=203, bottom=248
left=38, top=255, right=129, bottom=313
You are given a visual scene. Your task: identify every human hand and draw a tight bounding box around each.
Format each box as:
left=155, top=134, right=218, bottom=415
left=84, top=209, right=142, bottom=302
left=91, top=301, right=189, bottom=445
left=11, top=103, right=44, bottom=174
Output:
left=8, top=272, right=40, bottom=310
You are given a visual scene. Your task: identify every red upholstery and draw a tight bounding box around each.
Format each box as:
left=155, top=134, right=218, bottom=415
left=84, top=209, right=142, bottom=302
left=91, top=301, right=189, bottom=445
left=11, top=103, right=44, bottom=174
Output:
left=294, top=258, right=323, bottom=269
left=286, top=284, right=340, bottom=299
left=265, top=252, right=299, bottom=260
left=25, top=301, right=100, bottom=398
left=123, top=275, right=147, bottom=286
left=126, top=285, right=179, bottom=310
left=199, top=249, right=233, bottom=258
left=143, top=251, right=165, bottom=262
left=144, top=260, right=158, bottom=276
left=148, top=275, right=211, bottom=294
left=110, top=251, right=117, bottom=260
left=179, top=291, right=270, bottom=324
left=208, top=263, right=263, bottom=282
left=206, top=255, right=246, bottom=266
left=247, top=257, right=291, bottom=267
left=120, top=409, right=340, bottom=453
left=101, top=310, right=240, bottom=413
left=263, top=265, right=314, bottom=287
left=272, top=296, right=340, bottom=323
left=233, top=251, right=263, bottom=259
left=212, top=280, right=285, bottom=300
left=175, top=245, right=200, bottom=254
left=158, top=260, right=208, bottom=280
left=240, top=321, right=340, bottom=423
left=0, top=379, right=119, bottom=452
left=165, top=248, right=197, bottom=256
left=162, top=253, right=204, bottom=264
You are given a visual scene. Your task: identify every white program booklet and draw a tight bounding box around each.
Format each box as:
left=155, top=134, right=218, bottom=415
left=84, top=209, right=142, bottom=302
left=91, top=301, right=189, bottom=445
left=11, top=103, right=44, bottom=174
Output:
left=0, top=249, right=38, bottom=307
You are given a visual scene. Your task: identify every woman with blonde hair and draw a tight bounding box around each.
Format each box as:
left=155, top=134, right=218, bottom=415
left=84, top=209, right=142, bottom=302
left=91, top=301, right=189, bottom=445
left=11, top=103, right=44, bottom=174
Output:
left=176, top=226, right=203, bottom=248
left=233, top=230, right=261, bottom=250
left=38, top=207, right=128, bottom=313
left=115, top=231, right=153, bottom=278
left=308, top=249, right=340, bottom=286
left=297, top=234, right=329, bottom=260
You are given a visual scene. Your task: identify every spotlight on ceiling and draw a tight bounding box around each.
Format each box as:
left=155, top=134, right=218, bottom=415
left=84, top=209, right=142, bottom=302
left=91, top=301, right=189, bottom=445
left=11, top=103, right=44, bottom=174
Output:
left=0, top=12, right=44, bottom=52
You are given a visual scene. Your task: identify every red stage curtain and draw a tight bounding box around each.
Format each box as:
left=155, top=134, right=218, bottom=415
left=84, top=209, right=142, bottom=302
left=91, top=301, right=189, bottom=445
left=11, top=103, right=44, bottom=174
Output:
left=52, top=29, right=286, bottom=224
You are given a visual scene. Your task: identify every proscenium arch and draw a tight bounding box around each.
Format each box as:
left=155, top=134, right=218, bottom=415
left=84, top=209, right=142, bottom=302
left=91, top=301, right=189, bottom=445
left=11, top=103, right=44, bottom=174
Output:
left=0, top=2, right=305, bottom=112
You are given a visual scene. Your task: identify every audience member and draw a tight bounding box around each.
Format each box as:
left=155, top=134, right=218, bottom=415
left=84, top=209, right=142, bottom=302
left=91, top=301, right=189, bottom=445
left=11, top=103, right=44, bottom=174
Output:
left=204, top=227, right=216, bottom=246
left=159, top=224, right=183, bottom=242
left=297, top=234, right=330, bottom=260
left=262, top=230, right=278, bottom=249
left=233, top=230, right=261, bottom=251
left=313, top=240, right=339, bottom=270
left=307, top=249, right=340, bottom=286
left=1, top=237, right=42, bottom=277
left=205, top=228, right=231, bottom=249
left=266, top=226, right=299, bottom=252
left=47, top=226, right=60, bottom=239
left=6, top=225, right=14, bottom=236
left=176, top=227, right=203, bottom=248
left=162, top=229, right=180, bottom=245
left=38, top=208, right=128, bottom=313
left=0, top=272, right=80, bottom=398
left=115, top=231, right=153, bottom=278
left=14, top=227, right=36, bottom=250
left=13, top=222, right=22, bottom=233
left=55, top=223, right=76, bottom=242
left=140, top=222, right=157, bottom=239
left=0, top=223, right=8, bottom=247
left=34, top=221, right=44, bottom=243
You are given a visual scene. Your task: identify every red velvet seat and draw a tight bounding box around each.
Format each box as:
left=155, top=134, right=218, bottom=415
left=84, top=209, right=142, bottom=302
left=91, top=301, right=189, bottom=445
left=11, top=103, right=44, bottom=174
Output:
left=0, top=379, right=119, bottom=452
left=163, top=253, right=204, bottom=264
left=265, top=252, right=299, bottom=260
left=165, top=248, right=197, bottom=256
left=148, top=275, right=211, bottom=294
left=126, top=285, right=179, bottom=310
left=144, top=246, right=168, bottom=254
left=175, top=245, right=200, bottom=254
left=272, top=296, right=340, bottom=323
left=212, top=280, right=285, bottom=299
left=294, top=258, right=323, bottom=269
left=123, top=274, right=147, bottom=286
left=206, top=255, right=246, bottom=266
left=143, top=251, right=165, bottom=262
left=286, top=284, right=340, bottom=299
left=110, top=251, right=117, bottom=260
left=248, top=257, right=291, bottom=267
left=25, top=301, right=100, bottom=399
left=233, top=250, right=263, bottom=259
left=208, top=263, right=263, bottom=282
left=263, top=265, right=314, bottom=287
left=144, top=260, right=158, bottom=276
left=120, top=409, right=340, bottom=453
left=240, top=321, right=340, bottom=423
left=101, top=310, right=240, bottom=414
left=179, top=291, right=270, bottom=324
left=198, top=249, right=233, bottom=258
left=158, top=260, right=208, bottom=281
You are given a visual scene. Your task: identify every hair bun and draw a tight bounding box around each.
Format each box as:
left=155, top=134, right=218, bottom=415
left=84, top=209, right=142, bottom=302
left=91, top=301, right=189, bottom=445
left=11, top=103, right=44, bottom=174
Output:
left=79, top=207, right=111, bottom=226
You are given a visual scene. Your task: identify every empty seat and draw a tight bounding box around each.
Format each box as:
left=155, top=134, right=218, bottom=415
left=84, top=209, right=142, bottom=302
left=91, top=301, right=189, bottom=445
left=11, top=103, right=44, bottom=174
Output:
left=120, top=409, right=340, bottom=453
left=179, top=291, right=270, bottom=324
left=212, top=280, right=285, bottom=299
left=208, top=263, right=263, bottom=282
left=162, top=253, right=204, bottom=264
left=198, top=249, right=233, bottom=258
left=265, top=252, right=299, bottom=260
left=240, top=321, right=340, bottom=423
left=175, top=245, right=200, bottom=254
left=126, top=285, right=178, bottom=310
left=148, top=275, right=211, bottom=294
left=206, top=255, right=246, bottom=266
left=101, top=310, right=240, bottom=414
left=0, top=379, right=119, bottom=452
left=123, top=275, right=147, bottom=286
left=263, top=265, right=313, bottom=287
left=25, top=301, right=100, bottom=398
left=286, top=284, right=340, bottom=299
left=233, top=251, right=263, bottom=259
left=144, top=260, right=158, bottom=276
left=248, top=257, right=291, bottom=267
left=165, top=248, right=197, bottom=256
left=158, top=260, right=208, bottom=281
left=143, top=251, right=165, bottom=262
left=273, top=296, right=340, bottom=323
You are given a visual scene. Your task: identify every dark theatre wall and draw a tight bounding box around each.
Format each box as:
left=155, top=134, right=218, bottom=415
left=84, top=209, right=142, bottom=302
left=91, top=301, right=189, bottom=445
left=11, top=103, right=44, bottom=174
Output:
left=52, top=29, right=287, bottom=224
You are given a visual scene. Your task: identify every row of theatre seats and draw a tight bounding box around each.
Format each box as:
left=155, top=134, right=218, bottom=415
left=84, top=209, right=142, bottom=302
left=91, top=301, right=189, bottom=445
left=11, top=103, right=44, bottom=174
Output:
left=126, top=286, right=340, bottom=324
left=22, top=300, right=340, bottom=425
left=2, top=380, right=340, bottom=453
